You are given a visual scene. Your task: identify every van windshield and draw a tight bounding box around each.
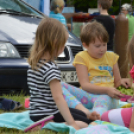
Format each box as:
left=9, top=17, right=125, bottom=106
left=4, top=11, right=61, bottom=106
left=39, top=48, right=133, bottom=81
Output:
left=0, top=0, right=43, bottom=18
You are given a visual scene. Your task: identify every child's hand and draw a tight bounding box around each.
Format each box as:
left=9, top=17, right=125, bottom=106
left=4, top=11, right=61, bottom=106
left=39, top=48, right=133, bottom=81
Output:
left=107, top=88, right=124, bottom=99
left=121, top=78, right=131, bottom=88
left=87, top=111, right=101, bottom=121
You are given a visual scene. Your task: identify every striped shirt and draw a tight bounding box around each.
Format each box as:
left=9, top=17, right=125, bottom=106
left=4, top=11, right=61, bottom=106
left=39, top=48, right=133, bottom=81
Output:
left=49, top=11, right=67, bottom=26
left=27, top=60, right=61, bottom=116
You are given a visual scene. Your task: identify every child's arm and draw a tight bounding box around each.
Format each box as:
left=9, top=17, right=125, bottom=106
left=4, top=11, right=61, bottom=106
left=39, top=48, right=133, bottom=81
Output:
left=76, top=64, right=123, bottom=98
left=76, top=64, right=107, bottom=94
left=113, top=63, right=122, bottom=88
left=49, top=79, right=80, bottom=130
left=129, top=108, right=134, bottom=132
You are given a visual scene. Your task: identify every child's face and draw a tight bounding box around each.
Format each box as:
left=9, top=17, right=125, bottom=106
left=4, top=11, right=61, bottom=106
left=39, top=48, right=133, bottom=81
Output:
left=83, top=38, right=107, bottom=59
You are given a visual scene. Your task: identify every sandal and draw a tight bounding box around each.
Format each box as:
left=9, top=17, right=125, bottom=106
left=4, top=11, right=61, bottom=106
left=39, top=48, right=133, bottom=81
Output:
left=0, top=98, right=22, bottom=111
left=24, top=115, right=54, bottom=132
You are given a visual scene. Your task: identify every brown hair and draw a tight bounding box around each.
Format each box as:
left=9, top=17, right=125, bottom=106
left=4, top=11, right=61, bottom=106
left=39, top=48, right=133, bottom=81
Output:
left=98, top=0, right=112, bottom=10
left=126, top=35, right=134, bottom=85
left=28, top=18, right=67, bottom=70
left=50, top=0, right=64, bottom=14
left=80, top=21, right=109, bottom=46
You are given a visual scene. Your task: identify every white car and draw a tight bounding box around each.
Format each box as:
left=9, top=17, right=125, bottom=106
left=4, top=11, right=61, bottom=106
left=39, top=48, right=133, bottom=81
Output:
left=0, top=0, right=83, bottom=95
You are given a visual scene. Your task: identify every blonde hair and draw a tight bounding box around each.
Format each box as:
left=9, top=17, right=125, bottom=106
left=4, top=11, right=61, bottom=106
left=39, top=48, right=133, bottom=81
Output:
left=51, top=0, right=65, bottom=14
left=28, top=18, right=67, bottom=70
left=80, top=21, right=109, bottom=46
left=126, top=35, right=134, bottom=85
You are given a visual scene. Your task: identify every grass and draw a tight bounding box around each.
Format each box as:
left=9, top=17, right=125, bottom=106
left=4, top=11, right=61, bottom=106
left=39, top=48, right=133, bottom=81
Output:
left=0, top=94, right=69, bottom=134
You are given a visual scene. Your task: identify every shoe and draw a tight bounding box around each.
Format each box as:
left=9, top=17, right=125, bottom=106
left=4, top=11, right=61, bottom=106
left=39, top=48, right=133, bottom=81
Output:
left=0, top=98, right=22, bottom=111
left=24, top=115, right=54, bottom=132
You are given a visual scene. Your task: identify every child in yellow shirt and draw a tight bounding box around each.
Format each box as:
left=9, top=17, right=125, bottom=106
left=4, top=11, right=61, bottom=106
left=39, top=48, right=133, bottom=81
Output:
left=61, top=21, right=125, bottom=115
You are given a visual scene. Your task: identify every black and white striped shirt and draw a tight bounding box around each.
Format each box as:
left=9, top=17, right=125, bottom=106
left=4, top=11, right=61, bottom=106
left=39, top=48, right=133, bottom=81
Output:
left=27, top=60, right=61, bottom=116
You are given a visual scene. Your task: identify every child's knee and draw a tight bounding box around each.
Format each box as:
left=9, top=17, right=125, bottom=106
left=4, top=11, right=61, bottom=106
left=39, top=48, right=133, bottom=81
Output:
left=97, top=95, right=113, bottom=103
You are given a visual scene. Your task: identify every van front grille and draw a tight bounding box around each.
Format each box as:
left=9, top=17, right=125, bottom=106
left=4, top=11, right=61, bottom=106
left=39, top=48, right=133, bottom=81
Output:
left=15, top=45, right=31, bottom=58
left=15, top=45, right=70, bottom=62
left=70, top=46, right=83, bottom=57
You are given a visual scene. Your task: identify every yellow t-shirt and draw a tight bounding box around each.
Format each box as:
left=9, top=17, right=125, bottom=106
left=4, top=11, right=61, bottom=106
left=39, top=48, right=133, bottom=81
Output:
left=73, top=51, right=119, bottom=87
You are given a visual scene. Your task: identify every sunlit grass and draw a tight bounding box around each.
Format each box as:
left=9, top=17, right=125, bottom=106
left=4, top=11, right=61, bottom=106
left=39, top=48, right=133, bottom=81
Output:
left=0, top=93, right=69, bottom=134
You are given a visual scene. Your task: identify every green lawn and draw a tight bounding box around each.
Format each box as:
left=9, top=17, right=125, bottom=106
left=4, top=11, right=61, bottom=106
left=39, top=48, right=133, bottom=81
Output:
left=0, top=94, right=69, bottom=134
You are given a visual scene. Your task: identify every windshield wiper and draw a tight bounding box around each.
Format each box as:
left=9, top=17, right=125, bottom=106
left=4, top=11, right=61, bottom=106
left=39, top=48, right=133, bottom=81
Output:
left=0, top=9, right=42, bottom=18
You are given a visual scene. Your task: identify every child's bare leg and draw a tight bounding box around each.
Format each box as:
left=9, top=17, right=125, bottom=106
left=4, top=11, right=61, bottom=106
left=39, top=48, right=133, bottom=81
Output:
left=65, top=121, right=88, bottom=129
left=90, top=122, right=98, bottom=126
left=75, top=121, right=88, bottom=129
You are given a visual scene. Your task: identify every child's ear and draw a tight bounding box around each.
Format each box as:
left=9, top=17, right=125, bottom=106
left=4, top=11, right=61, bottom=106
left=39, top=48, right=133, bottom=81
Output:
left=82, top=42, right=88, bottom=49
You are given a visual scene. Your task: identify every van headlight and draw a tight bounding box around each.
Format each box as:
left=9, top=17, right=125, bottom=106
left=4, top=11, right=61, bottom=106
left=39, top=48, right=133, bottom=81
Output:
left=0, top=42, right=20, bottom=57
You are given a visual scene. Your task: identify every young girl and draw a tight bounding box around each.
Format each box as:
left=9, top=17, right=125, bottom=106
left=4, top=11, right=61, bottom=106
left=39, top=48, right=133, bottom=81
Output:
left=101, top=35, right=134, bottom=132
left=61, top=21, right=126, bottom=116
left=49, top=0, right=71, bottom=31
left=25, top=18, right=97, bottom=132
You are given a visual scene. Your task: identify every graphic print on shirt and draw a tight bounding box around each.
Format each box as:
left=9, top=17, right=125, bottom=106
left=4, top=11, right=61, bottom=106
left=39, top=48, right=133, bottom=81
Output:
left=90, top=65, right=113, bottom=84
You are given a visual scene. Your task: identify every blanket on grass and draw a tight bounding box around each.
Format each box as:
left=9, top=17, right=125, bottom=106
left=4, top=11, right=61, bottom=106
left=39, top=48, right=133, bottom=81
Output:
left=0, top=111, right=133, bottom=134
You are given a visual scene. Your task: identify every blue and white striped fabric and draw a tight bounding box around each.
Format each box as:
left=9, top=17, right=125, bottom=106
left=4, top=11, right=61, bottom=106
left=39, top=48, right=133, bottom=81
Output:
left=49, top=11, right=67, bottom=26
